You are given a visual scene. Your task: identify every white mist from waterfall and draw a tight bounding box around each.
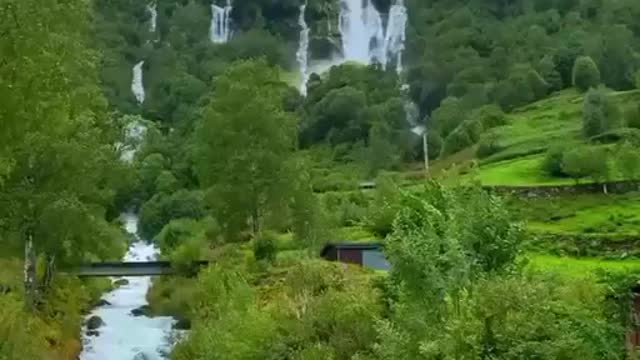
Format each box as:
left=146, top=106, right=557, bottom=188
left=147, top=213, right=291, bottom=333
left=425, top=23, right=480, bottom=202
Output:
left=296, top=3, right=310, bottom=96
left=131, top=61, right=145, bottom=104
left=210, top=0, right=232, bottom=44
left=147, top=3, right=157, bottom=33
left=337, top=0, right=407, bottom=71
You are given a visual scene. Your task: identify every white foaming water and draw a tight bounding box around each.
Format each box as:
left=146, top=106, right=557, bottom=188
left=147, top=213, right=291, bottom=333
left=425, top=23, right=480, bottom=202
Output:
left=80, top=213, right=178, bottom=360
left=132, top=61, right=145, bottom=104
left=147, top=3, right=157, bottom=33
left=210, top=0, right=232, bottom=44
left=119, top=121, right=147, bottom=163
left=131, top=61, right=144, bottom=104
left=337, top=0, right=407, bottom=72
left=296, top=3, right=310, bottom=96
left=339, top=0, right=384, bottom=63
left=383, top=0, right=407, bottom=73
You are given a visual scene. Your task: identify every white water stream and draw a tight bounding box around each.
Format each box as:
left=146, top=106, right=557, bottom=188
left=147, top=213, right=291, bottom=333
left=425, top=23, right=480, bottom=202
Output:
left=131, top=61, right=145, bottom=104
left=80, top=214, right=178, bottom=360
left=210, top=0, right=233, bottom=44
left=147, top=3, right=157, bottom=33
left=296, top=3, right=310, bottom=96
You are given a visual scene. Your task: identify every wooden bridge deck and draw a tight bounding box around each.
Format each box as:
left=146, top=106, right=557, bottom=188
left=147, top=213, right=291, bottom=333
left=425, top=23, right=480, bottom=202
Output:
left=64, top=261, right=209, bottom=277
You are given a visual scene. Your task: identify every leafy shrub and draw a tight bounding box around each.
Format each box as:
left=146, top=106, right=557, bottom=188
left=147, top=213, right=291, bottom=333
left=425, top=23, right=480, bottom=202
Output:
left=253, top=232, right=278, bottom=262
left=583, top=87, right=621, bottom=138
left=139, top=190, right=206, bottom=240
left=623, top=103, right=640, bottom=129
left=474, top=104, right=508, bottom=128
left=365, top=176, right=401, bottom=237
left=155, top=219, right=200, bottom=253
left=311, top=171, right=357, bottom=192
left=0, top=295, right=47, bottom=359
left=591, top=127, right=640, bottom=145
left=562, top=146, right=611, bottom=185
left=573, top=56, right=601, bottom=92
left=170, top=236, right=207, bottom=275
left=542, top=145, right=568, bottom=177
left=427, top=131, right=443, bottom=160
left=442, top=125, right=474, bottom=155
left=430, top=97, right=467, bottom=138
left=463, top=119, right=484, bottom=143
left=476, top=133, right=503, bottom=159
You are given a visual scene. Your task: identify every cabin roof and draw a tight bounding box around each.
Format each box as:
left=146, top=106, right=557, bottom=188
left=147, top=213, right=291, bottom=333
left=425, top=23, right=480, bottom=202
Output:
left=320, top=242, right=383, bottom=257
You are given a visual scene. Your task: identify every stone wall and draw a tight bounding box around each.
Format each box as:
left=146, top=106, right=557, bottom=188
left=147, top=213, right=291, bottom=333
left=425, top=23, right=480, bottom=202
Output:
left=487, top=181, right=640, bottom=198
left=528, top=232, right=640, bottom=258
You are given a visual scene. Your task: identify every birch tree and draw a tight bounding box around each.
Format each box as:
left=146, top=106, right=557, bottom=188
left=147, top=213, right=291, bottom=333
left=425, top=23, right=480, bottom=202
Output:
left=194, top=59, right=297, bottom=240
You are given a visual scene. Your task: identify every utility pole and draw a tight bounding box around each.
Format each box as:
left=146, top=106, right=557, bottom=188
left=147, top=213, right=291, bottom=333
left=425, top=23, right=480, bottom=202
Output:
left=422, top=130, right=429, bottom=175
left=411, top=124, right=429, bottom=177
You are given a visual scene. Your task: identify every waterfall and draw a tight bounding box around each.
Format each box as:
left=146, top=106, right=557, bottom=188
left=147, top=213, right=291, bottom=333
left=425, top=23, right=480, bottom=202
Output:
left=339, top=0, right=384, bottom=64
left=337, top=0, right=407, bottom=72
left=296, top=3, right=310, bottom=96
left=131, top=61, right=145, bottom=104
left=210, top=0, right=232, bottom=44
left=147, top=3, right=157, bottom=33
left=383, top=0, right=407, bottom=73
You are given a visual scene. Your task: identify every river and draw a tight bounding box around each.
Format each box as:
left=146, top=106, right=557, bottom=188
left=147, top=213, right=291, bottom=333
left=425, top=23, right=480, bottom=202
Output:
left=79, top=213, right=179, bottom=360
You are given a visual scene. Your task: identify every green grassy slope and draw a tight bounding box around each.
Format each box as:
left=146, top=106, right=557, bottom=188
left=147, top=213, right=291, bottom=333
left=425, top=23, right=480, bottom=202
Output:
left=528, top=254, right=640, bottom=278
left=435, top=89, right=640, bottom=186
left=514, top=192, right=640, bottom=236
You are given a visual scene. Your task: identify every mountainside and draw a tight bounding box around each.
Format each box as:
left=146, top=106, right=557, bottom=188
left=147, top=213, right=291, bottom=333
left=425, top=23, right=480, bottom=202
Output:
left=5, top=0, right=640, bottom=358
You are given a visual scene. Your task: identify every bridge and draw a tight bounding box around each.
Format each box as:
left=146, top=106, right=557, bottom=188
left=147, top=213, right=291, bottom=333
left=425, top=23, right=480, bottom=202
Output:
left=63, top=261, right=210, bottom=277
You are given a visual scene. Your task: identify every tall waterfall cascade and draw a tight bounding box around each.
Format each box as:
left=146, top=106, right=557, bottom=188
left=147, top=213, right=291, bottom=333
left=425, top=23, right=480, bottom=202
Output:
left=131, top=61, right=145, bottom=104
left=338, top=0, right=407, bottom=71
left=296, top=3, right=310, bottom=96
left=147, top=3, right=157, bottom=33
left=384, top=0, right=407, bottom=73
left=210, top=0, right=233, bottom=44
left=339, top=0, right=384, bottom=64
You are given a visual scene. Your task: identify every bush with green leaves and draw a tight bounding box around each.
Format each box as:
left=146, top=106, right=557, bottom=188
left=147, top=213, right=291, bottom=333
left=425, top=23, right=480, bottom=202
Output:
left=615, top=142, right=640, bottom=180
left=365, top=183, right=624, bottom=359
left=139, top=190, right=206, bottom=240
left=562, top=146, right=611, bottom=187
left=442, top=125, right=474, bottom=156
left=583, top=87, right=621, bottom=138
left=253, top=232, right=278, bottom=262
left=364, top=176, right=402, bottom=237
left=476, top=132, right=503, bottom=158
left=172, top=260, right=382, bottom=360
left=573, top=56, right=601, bottom=92
left=542, top=145, right=568, bottom=177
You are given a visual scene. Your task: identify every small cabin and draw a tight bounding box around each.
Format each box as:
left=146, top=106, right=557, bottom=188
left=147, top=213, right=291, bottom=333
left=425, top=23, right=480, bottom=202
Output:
left=320, top=242, right=389, bottom=271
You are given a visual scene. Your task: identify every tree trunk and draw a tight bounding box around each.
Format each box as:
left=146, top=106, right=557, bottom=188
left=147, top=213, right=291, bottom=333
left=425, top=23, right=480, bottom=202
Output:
left=603, top=183, right=608, bottom=194
left=23, top=229, right=37, bottom=311
left=43, top=254, right=56, bottom=292
left=251, top=203, right=260, bottom=236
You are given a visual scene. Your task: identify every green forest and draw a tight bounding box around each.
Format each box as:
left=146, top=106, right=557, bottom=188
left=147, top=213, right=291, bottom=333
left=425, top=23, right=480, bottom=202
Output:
left=3, top=0, right=640, bottom=359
